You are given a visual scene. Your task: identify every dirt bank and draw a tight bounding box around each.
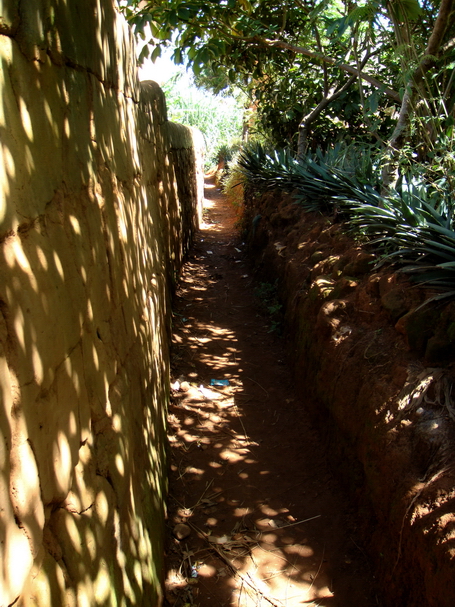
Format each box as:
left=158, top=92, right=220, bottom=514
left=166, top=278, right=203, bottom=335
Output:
left=164, top=176, right=381, bottom=606
left=243, top=186, right=455, bottom=607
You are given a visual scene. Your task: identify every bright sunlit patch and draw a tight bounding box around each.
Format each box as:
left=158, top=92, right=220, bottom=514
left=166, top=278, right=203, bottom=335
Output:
left=35, top=245, right=48, bottom=270
left=284, top=544, right=314, bottom=557
left=115, top=454, right=125, bottom=476
left=2, top=144, right=15, bottom=181
left=0, top=192, right=7, bottom=224
left=64, top=515, right=82, bottom=555
left=183, top=433, right=198, bottom=443
left=86, top=298, right=93, bottom=321
left=96, top=490, right=109, bottom=526
left=105, top=384, right=113, bottom=419
left=192, top=336, right=211, bottom=344
left=219, top=449, right=245, bottom=463
left=53, top=251, right=65, bottom=280
left=138, top=533, right=150, bottom=560
left=54, top=432, right=72, bottom=490
left=134, top=560, right=144, bottom=590
left=208, top=461, right=222, bottom=469
left=67, top=411, right=77, bottom=437
left=113, top=413, right=122, bottom=432
left=63, top=356, right=73, bottom=376
left=233, top=507, right=251, bottom=517
left=122, top=568, right=136, bottom=604
left=76, top=585, right=91, bottom=607
left=85, top=527, right=96, bottom=560
left=31, top=344, right=44, bottom=383
left=19, top=98, right=33, bottom=141
left=260, top=506, right=279, bottom=516
left=92, top=344, right=99, bottom=370
left=185, top=466, right=204, bottom=475
left=13, top=307, right=25, bottom=350
left=94, top=559, right=111, bottom=602
left=197, top=564, right=217, bottom=577
left=12, top=240, right=31, bottom=272
left=6, top=532, right=33, bottom=594
left=206, top=517, right=218, bottom=526
left=43, top=98, right=59, bottom=137
left=261, top=533, right=278, bottom=543
left=69, top=215, right=81, bottom=235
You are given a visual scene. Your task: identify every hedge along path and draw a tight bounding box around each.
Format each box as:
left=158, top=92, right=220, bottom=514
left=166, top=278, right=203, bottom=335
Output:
left=163, top=174, right=381, bottom=607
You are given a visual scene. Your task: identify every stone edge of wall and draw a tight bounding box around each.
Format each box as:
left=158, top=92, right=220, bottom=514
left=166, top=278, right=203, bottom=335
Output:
left=0, top=2, right=203, bottom=606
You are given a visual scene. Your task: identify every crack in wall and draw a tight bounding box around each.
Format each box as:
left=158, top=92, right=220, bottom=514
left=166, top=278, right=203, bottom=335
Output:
left=0, top=4, right=202, bottom=604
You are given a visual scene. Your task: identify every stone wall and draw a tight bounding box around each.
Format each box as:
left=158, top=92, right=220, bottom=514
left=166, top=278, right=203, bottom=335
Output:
left=0, top=2, right=202, bottom=605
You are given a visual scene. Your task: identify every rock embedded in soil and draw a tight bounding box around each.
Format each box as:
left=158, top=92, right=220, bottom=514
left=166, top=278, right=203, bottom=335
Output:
left=173, top=523, right=191, bottom=541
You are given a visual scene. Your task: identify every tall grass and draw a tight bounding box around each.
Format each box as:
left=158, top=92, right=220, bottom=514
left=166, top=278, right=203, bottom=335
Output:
left=162, top=74, right=244, bottom=169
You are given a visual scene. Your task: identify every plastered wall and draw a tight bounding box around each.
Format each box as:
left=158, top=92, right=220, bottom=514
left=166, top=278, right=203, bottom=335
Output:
left=0, top=1, right=203, bottom=605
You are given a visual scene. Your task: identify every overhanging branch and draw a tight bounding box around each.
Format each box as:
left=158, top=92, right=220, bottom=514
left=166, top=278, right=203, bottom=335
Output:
left=259, top=38, right=401, bottom=102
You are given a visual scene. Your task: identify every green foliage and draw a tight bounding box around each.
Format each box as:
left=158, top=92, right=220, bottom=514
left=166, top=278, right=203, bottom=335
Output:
left=122, top=0, right=455, bottom=156
left=238, top=143, right=455, bottom=301
left=162, top=74, right=244, bottom=168
left=216, top=142, right=241, bottom=166
left=122, top=0, right=403, bottom=151
left=236, top=142, right=383, bottom=210
left=124, top=0, right=303, bottom=80
left=255, top=280, right=283, bottom=333
left=219, top=149, right=246, bottom=215
left=122, top=0, right=455, bottom=300
left=347, top=193, right=455, bottom=303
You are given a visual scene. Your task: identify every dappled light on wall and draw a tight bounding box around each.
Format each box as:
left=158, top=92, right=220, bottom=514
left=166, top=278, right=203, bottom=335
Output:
left=0, top=1, right=203, bottom=605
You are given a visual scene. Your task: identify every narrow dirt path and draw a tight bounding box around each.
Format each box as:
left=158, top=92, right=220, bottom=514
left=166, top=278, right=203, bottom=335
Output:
left=164, top=175, right=381, bottom=607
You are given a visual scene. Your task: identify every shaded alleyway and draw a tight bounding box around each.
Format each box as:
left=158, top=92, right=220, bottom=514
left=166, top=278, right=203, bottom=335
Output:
left=164, top=175, right=381, bottom=607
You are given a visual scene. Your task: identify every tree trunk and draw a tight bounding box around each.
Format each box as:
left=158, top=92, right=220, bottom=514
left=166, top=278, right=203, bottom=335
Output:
left=297, top=64, right=367, bottom=160
left=381, top=0, right=455, bottom=191
left=297, top=97, right=332, bottom=160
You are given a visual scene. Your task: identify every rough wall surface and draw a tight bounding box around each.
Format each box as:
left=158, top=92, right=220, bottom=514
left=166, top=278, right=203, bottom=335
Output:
left=0, top=2, right=202, bottom=605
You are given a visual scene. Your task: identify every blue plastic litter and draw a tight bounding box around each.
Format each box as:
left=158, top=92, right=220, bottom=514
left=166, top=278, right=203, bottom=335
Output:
left=210, top=379, right=230, bottom=387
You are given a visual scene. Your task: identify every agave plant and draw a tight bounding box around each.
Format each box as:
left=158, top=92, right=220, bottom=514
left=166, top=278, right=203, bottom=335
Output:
left=236, top=142, right=455, bottom=301
left=236, top=142, right=383, bottom=213
left=347, top=193, right=455, bottom=301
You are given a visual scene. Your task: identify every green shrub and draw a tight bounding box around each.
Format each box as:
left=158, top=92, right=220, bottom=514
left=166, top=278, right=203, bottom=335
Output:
left=238, top=142, right=455, bottom=302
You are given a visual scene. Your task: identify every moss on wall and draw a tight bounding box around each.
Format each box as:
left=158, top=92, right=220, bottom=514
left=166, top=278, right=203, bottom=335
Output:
left=0, top=2, right=202, bottom=605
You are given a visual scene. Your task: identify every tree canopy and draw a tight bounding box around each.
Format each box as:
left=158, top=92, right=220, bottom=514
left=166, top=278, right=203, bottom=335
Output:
left=123, top=0, right=455, bottom=168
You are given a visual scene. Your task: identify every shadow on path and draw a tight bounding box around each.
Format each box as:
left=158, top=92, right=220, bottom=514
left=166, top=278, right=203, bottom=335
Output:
left=163, top=175, right=381, bottom=607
